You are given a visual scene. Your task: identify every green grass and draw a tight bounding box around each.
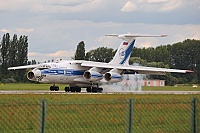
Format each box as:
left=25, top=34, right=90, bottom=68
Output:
left=0, top=83, right=200, bottom=91
left=143, top=85, right=200, bottom=91
left=0, top=83, right=199, bottom=132
left=0, top=94, right=199, bottom=133
left=0, top=83, right=67, bottom=90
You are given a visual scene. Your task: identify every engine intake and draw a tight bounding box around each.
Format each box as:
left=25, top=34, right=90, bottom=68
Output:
left=27, top=69, right=41, bottom=81
left=104, top=72, right=122, bottom=83
left=27, top=71, right=34, bottom=79
left=83, top=70, right=103, bottom=81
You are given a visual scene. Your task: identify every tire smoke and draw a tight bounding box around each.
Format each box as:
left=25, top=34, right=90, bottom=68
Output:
left=102, top=74, right=145, bottom=92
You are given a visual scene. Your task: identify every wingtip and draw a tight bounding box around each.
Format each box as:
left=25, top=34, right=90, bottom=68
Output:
left=186, top=70, right=193, bottom=73
left=161, top=35, right=168, bottom=37
left=105, top=34, right=118, bottom=37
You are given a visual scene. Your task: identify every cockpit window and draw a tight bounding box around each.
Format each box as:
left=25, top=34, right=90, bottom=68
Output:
left=38, top=68, right=49, bottom=70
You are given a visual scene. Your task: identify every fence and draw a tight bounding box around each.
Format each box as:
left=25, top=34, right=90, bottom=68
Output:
left=0, top=98, right=199, bottom=133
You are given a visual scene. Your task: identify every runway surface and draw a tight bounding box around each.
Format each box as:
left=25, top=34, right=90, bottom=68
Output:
left=0, top=90, right=200, bottom=94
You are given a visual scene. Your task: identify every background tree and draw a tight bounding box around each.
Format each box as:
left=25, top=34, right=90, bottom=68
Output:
left=74, top=41, right=85, bottom=60
left=85, top=47, right=115, bottom=63
left=129, top=57, right=147, bottom=66
left=168, top=39, right=200, bottom=84
left=154, top=45, right=170, bottom=65
left=31, top=60, right=37, bottom=65
left=0, top=33, right=28, bottom=82
left=16, top=35, right=28, bottom=66
left=0, top=33, right=10, bottom=74
left=9, top=34, right=18, bottom=67
left=15, top=35, right=28, bottom=82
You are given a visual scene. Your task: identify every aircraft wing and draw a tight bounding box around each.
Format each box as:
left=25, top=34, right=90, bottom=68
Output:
left=81, top=61, right=192, bottom=75
left=8, top=64, right=40, bottom=70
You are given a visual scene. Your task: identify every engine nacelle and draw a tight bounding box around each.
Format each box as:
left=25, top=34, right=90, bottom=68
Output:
left=27, top=69, right=41, bottom=81
left=104, top=72, right=123, bottom=83
left=83, top=70, right=103, bottom=81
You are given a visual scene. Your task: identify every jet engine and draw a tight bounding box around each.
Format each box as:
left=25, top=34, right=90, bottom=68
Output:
left=83, top=70, right=103, bottom=81
left=27, top=69, right=41, bottom=81
left=104, top=72, right=122, bottom=83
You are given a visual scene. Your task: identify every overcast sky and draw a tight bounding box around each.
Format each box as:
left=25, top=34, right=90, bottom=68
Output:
left=0, top=0, right=200, bottom=62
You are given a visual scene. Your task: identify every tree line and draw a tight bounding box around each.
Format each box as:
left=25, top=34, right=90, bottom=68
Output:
left=0, top=33, right=28, bottom=82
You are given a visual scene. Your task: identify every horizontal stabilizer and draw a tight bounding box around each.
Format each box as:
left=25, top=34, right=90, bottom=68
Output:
left=105, top=34, right=167, bottom=39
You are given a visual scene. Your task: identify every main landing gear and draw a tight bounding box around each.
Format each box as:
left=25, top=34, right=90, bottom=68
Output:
left=50, top=84, right=59, bottom=91
left=86, top=87, right=103, bottom=93
left=50, top=84, right=103, bottom=93
left=64, top=86, right=103, bottom=93
left=64, top=87, right=81, bottom=92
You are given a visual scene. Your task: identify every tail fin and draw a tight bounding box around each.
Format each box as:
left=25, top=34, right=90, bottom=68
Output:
left=106, top=34, right=167, bottom=65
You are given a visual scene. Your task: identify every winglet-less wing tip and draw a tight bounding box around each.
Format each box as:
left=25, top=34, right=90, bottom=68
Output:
left=161, top=35, right=168, bottom=37
left=186, top=70, right=193, bottom=73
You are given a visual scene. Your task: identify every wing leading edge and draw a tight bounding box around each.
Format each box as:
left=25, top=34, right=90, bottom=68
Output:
left=8, top=64, right=40, bottom=70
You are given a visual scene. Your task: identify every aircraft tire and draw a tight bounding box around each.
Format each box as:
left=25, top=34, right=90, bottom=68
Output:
left=65, top=87, right=69, bottom=92
left=50, top=86, right=59, bottom=91
left=97, top=87, right=103, bottom=93
left=76, top=87, right=81, bottom=92
left=55, top=86, right=59, bottom=91
left=50, top=86, right=54, bottom=91
left=92, top=87, right=98, bottom=93
left=86, top=87, right=92, bottom=92
left=71, top=87, right=75, bottom=92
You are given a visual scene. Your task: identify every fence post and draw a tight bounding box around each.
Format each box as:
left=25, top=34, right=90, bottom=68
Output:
left=191, top=98, right=197, bottom=133
left=129, top=99, right=133, bottom=133
left=42, top=100, right=46, bottom=133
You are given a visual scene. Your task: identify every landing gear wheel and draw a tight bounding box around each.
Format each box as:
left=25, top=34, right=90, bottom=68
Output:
left=55, top=86, right=59, bottom=91
left=97, top=87, right=103, bottom=93
left=50, top=86, right=54, bottom=91
left=76, top=87, right=81, bottom=92
left=50, top=86, right=59, bottom=91
left=71, top=87, right=75, bottom=92
left=86, top=87, right=103, bottom=93
left=65, top=87, right=70, bottom=92
left=86, top=87, right=92, bottom=92
left=92, top=87, right=98, bottom=93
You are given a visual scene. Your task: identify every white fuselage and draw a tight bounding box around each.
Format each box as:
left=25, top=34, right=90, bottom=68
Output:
left=28, top=60, right=108, bottom=87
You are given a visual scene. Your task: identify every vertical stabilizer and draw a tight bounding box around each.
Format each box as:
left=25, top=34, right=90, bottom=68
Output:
left=106, top=34, right=167, bottom=66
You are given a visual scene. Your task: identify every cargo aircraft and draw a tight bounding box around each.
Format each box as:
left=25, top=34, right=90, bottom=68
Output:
left=8, top=34, right=193, bottom=92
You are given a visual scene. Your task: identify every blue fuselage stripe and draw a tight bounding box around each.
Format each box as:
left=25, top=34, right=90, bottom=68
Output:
left=112, top=76, right=122, bottom=79
left=41, top=68, right=84, bottom=76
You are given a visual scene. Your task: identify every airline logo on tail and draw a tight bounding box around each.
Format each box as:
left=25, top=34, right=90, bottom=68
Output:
left=119, top=48, right=125, bottom=59
left=119, top=40, right=135, bottom=65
